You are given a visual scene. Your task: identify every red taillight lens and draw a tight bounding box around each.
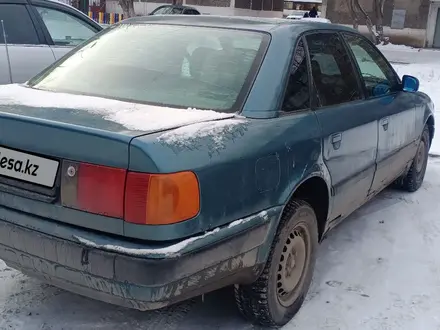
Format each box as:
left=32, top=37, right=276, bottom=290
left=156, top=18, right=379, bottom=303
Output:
left=61, top=161, right=200, bottom=224
left=124, top=171, right=150, bottom=223
left=61, top=162, right=126, bottom=218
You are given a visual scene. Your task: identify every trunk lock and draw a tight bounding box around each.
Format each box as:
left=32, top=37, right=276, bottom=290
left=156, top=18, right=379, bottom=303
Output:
left=67, top=165, right=77, bottom=178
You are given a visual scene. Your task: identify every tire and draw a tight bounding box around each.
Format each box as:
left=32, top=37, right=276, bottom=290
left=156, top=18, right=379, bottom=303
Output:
left=234, top=200, right=319, bottom=327
left=397, top=125, right=430, bottom=192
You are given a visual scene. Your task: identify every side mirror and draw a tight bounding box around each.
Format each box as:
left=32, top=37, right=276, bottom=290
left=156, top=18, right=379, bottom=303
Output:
left=402, top=75, right=419, bottom=92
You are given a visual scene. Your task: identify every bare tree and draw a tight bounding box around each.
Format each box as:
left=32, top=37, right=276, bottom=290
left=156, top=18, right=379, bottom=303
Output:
left=346, top=0, right=359, bottom=30
left=119, top=0, right=135, bottom=18
left=347, top=0, right=388, bottom=45
left=373, top=0, right=386, bottom=43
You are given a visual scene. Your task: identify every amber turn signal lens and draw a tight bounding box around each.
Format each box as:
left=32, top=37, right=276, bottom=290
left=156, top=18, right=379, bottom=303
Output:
left=124, top=171, right=200, bottom=225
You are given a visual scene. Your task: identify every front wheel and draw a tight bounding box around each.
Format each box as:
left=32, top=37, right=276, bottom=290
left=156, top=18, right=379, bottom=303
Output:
left=396, top=125, right=430, bottom=192
left=234, top=200, right=318, bottom=327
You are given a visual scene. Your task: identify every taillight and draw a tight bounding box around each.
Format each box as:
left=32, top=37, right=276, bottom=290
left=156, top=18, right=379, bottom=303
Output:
left=61, top=162, right=126, bottom=218
left=125, top=171, right=200, bottom=225
left=61, top=161, right=200, bottom=224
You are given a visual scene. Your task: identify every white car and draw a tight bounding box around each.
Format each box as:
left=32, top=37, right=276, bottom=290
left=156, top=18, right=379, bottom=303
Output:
left=286, top=15, right=332, bottom=24
left=301, top=17, right=332, bottom=23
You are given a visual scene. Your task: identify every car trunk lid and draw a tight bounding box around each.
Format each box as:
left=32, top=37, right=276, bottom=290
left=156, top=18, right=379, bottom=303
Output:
left=0, top=84, right=234, bottom=237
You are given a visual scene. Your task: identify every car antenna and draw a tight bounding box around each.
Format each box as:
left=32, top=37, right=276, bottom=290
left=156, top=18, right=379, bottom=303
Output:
left=0, top=20, right=13, bottom=84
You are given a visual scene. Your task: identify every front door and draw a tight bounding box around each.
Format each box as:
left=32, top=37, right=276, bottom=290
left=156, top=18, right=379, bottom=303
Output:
left=0, top=3, right=55, bottom=84
left=434, top=8, right=440, bottom=48
left=342, top=32, right=419, bottom=194
left=305, top=32, right=378, bottom=221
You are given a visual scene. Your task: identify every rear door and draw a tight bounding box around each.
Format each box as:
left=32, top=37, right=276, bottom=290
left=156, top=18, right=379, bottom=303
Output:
left=342, top=32, right=418, bottom=193
left=305, top=31, right=378, bottom=222
left=0, top=1, right=55, bottom=84
left=31, top=1, right=101, bottom=60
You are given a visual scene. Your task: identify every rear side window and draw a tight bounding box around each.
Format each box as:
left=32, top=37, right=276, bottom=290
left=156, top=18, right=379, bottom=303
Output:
left=153, top=6, right=184, bottom=14
left=0, top=4, right=39, bottom=45
left=36, top=6, right=97, bottom=46
left=305, top=32, right=361, bottom=107
left=282, top=39, right=310, bottom=112
left=28, top=24, right=268, bottom=112
left=184, top=9, right=200, bottom=15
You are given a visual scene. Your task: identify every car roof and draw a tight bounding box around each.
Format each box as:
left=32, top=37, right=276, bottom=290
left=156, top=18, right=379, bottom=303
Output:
left=4, top=0, right=103, bottom=30
left=122, top=15, right=357, bottom=34
left=0, top=0, right=76, bottom=6
left=40, top=0, right=87, bottom=10
left=157, top=4, right=198, bottom=8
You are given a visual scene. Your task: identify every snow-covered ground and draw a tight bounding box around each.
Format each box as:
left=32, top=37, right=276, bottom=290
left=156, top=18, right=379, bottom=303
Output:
left=1, top=46, right=440, bottom=329
left=379, top=43, right=440, bottom=65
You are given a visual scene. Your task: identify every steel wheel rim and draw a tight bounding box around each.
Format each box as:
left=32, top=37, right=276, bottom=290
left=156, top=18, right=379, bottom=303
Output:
left=416, top=140, right=426, bottom=173
left=276, top=223, right=311, bottom=307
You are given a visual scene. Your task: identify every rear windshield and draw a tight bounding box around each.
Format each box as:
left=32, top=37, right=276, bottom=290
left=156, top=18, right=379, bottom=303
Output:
left=28, top=24, right=269, bottom=112
left=152, top=6, right=184, bottom=14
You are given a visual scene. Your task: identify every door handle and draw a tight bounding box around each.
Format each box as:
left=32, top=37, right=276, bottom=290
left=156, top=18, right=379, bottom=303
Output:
left=381, top=117, right=389, bottom=131
left=331, top=133, right=342, bottom=150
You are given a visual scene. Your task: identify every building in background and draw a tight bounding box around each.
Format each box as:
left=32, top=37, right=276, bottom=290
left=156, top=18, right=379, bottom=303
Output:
left=324, top=0, right=440, bottom=48
left=105, top=0, right=284, bottom=17
left=283, top=0, right=321, bottom=18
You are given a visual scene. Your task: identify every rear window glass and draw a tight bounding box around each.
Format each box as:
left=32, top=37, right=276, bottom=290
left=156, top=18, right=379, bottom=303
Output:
left=153, top=7, right=184, bottom=14
left=28, top=24, right=268, bottom=112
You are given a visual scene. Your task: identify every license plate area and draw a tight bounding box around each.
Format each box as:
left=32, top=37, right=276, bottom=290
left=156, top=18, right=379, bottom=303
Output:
left=0, top=146, right=60, bottom=190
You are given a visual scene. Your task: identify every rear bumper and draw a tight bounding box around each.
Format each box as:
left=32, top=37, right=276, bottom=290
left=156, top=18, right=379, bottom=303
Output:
left=0, top=206, right=282, bottom=310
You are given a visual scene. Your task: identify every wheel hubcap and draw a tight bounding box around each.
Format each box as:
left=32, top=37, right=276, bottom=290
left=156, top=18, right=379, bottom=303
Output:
left=416, top=140, right=426, bottom=173
left=276, top=225, right=309, bottom=307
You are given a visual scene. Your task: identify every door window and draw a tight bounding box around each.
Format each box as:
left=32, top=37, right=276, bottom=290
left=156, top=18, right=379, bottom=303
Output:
left=343, top=33, right=399, bottom=98
left=305, top=32, right=362, bottom=107
left=153, top=6, right=184, bottom=14
left=35, top=6, right=97, bottom=46
left=282, top=39, right=310, bottom=112
left=0, top=4, right=39, bottom=45
left=151, top=6, right=168, bottom=15
left=184, top=9, right=200, bottom=15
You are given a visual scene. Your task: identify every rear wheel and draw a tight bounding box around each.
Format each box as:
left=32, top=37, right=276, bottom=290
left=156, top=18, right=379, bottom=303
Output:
left=395, top=125, right=430, bottom=192
left=234, top=200, right=318, bottom=327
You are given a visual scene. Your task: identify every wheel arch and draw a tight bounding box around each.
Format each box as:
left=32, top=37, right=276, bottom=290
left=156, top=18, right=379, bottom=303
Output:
left=281, top=175, right=331, bottom=241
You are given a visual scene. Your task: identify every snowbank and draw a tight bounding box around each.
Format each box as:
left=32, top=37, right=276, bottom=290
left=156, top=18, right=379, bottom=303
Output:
left=377, top=42, right=419, bottom=52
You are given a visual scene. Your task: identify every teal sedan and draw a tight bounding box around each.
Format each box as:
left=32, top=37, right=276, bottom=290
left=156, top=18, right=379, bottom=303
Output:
left=0, top=15, right=434, bottom=327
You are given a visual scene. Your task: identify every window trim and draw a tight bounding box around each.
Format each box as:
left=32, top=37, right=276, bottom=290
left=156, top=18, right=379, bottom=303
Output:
left=30, top=1, right=101, bottom=47
left=302, top=29, right=366, bottom=111
left=278, top=34, right=313, bottom=116
left=0, top=3, right=45, bottom=45
left=341, top=31, right=402, bottom=100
